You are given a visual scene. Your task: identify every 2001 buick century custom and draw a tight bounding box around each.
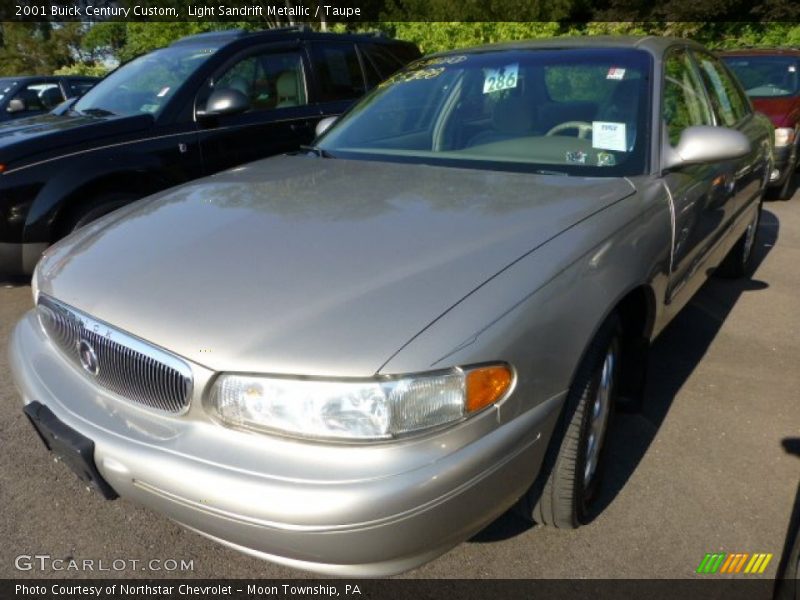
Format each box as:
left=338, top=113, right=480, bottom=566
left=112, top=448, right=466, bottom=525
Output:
left=10, top=37, right=772, bottom=575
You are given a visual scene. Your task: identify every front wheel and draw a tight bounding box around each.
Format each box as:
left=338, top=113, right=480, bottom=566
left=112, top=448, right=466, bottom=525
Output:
left=767, top=147, right=797, bottom=201
left=717, top=203, right=761, bottom=279
left=517, top=314, right=621, bottom=528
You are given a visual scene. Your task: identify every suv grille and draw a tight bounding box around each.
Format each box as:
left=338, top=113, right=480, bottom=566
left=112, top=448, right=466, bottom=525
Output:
left=37, top=295, right=193, bottom=413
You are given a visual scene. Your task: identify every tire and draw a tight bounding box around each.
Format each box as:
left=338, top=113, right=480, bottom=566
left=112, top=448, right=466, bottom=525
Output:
left=767, top=171, right=796, bottom=201
left=716, top=201, right=761, bottom=279
left=517, top=314, right=622, bottom=528
left=767, top=144, right=798, bottom=201
left=63, top=192, right=139, bottom=235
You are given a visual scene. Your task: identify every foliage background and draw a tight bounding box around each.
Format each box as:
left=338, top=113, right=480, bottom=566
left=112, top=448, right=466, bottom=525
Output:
left=1, top=20, right=799, bottom=77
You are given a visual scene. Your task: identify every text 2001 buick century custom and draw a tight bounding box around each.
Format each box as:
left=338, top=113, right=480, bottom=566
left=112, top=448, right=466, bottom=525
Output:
left=10, top=37, right=772, bottom=575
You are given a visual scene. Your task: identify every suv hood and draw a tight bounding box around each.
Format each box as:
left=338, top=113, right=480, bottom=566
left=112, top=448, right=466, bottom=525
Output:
left=37, top=156, right=634, bottom=376
left=0, top=112, right=152, bottom=166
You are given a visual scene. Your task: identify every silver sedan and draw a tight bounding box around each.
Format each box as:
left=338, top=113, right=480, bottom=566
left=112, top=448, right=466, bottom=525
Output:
left=9, top=36, right=773, bottom=576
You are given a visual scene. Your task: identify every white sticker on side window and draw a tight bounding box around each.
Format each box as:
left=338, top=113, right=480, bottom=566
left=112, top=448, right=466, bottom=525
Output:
left=592, top=121, right=627, bottom=152
left=483, top=63, right=519, bottom=94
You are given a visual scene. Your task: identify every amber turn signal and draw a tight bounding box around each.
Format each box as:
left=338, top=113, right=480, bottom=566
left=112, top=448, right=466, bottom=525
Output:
left=465, top=365, right=513, bottom=413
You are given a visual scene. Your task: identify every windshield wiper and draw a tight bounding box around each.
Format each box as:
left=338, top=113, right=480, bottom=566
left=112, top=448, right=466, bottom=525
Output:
left=299, top=145, right=334, bottom=158
left=78, top=108, right=117, bottom=117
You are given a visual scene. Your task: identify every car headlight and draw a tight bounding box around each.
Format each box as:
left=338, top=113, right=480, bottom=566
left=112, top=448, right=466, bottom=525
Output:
left=209, top=365, right=513, bottom=441
left=775, top=127, right=795, bottom=147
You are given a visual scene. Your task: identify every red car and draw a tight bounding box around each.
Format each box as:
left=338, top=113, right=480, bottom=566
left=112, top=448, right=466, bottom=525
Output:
left=722, top=49, right=800, bottom=200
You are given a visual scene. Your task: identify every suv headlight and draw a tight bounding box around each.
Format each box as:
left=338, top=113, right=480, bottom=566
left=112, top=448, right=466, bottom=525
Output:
left=209, top=365, right=513, bottom=441
left=775, top=127, right=795, bottom=147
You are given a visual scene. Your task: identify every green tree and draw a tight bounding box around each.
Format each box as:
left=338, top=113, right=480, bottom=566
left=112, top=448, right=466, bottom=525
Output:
left=0, top=23, right=76, bottom=75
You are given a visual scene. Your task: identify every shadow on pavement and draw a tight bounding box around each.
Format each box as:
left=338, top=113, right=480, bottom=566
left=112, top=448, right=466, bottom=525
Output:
left=1, top=275, right=30, bottom=288
left=472, top=209, right=780, bottom=542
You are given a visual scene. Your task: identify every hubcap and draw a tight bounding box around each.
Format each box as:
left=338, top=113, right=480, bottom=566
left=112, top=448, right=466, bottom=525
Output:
left=584, top=347, right=615, bottom=489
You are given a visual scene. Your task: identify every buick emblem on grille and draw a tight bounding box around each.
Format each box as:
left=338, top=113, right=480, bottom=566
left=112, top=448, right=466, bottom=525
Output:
left=77, top=339, right=100, bottom=376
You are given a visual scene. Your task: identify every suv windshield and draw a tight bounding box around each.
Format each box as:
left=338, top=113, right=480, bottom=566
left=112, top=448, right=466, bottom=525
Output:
left=722, top=55, right=800, bottom=98
left=74, top=44, right=220, bottom=117
left=319, top=48, right=651, bottom=176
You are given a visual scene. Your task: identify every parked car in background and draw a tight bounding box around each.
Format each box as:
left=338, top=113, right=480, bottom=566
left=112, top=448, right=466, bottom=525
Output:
left=0, top=27, right=419, bottom=276
left=721, top=49, right=800, bottom=200
left=10, top=36, right=772, bottom=575
left=0, top=75, right=98, bottom=121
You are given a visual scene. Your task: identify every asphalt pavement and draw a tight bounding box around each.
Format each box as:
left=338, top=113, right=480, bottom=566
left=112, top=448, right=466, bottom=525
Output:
left=1, top=189, right=798, bottom=581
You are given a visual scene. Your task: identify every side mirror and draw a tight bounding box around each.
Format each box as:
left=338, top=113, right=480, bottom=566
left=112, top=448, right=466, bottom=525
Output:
left=7, top=98, right=25, bottom=113
left=315, top=116, right=338, bottom=138
left=662, top=125, right=751, bottom=171
left=197, top=88, right=250, bottom=119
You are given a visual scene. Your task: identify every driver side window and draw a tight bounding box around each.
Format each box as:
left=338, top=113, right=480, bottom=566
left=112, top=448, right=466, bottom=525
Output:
left=213, top=51, right=308, bottom=112
left=662, top=48, right=714, bottom=146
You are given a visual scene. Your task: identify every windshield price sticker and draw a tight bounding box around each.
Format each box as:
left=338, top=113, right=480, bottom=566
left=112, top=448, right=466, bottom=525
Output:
left=483, top=63, right=519, bottom=94
left=592, top=121, right=627, bottom=152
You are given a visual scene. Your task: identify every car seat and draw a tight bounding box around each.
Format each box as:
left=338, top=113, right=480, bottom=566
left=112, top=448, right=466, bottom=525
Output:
left=276, top=71, right=302, bottom=108
left=39, top=87, right=64, bottom=110
left=595, top=79, right=640, bottom=151
left=468, top=95, right=534, bottom=147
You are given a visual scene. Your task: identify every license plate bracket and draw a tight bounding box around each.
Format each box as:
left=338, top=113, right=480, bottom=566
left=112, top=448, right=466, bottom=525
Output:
left=24, top=401, right=118, bottom=500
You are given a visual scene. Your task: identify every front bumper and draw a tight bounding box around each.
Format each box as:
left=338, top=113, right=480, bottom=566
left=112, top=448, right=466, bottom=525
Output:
left=9, top=310, right=560, bottom=576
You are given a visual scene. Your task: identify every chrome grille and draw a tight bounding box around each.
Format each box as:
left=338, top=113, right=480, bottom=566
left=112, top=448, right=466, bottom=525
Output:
left=37, top=294, right=192, bottom=413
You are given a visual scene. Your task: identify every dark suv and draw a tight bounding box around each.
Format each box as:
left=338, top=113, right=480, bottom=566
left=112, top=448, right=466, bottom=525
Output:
left=721, top=49, right=800, bottom=200
left=0, top=28, right=419, bottom=276
left=0, top=76, right=99, bottom=122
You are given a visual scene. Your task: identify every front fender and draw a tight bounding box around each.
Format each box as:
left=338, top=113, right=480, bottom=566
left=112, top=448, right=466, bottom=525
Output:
left=22, top=153, right=172, bottom=243
left=379, top=184, right=671, bottom=423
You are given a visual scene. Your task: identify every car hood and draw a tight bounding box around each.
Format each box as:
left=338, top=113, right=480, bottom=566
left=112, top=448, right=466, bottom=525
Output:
left=37, top=156, right=634, bottom=376
left=750, top=97, right=800, bottom=128
left=0, top=112, right=152, bottom=166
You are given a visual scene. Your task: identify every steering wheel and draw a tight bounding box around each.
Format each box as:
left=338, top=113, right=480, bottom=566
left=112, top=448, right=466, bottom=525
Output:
left=546, top=121, right=593, bottom=139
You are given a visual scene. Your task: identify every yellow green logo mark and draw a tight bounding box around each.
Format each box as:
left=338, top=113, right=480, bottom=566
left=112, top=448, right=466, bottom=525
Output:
left=696, top=552, right=773, bottom=574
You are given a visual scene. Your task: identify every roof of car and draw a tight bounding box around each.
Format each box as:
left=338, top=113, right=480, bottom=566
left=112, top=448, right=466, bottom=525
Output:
left=430, top=35, right=705, bottom=58
left=172, top=27, right=412, bottom=48
left=718, top=48, right=800, bottom=57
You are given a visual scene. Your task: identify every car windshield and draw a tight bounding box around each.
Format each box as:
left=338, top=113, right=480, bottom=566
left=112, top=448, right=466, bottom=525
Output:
left=318, top=48, right=651, bottom=176
left=73, top=44, right=220, bottom=117
left=722, top=55, right=800, bottom=98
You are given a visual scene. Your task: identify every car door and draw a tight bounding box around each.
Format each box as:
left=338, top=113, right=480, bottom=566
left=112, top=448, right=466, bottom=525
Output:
left=307, top=40, right=368, bottom=119
left=661, top=46, right=734, bottom=305
left=691, top=49, right=770, bottom=215
left=195, top=43, right=319, bottom=175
